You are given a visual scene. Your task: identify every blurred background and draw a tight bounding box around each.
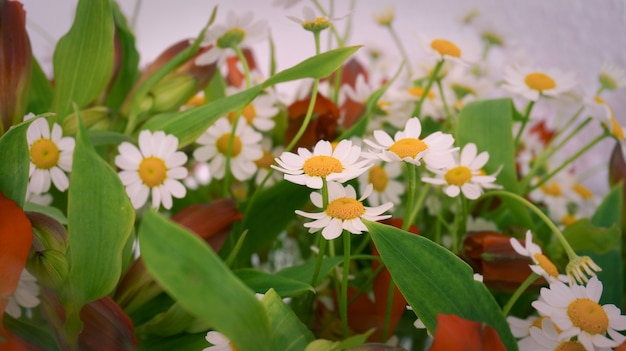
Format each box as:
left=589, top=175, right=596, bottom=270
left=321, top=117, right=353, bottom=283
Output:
left=18, top=0, right=626, bottom=194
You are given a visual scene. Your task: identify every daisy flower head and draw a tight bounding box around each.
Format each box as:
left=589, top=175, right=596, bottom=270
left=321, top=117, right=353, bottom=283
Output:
left=5, top=268, right=40, bottom=319
left=422, top=143, right=501, bottom=200
left=364, top=117, right=457, bottom=169
left=272, top=139, right=371, bottom=189
left=225, top=87, right=279, bottom=132
left=532, top=276, right=626, bottom=350
left=373, top=5, right=395, bottom=26
left=115, top=130, right=188, bottom=210
left=599, top=63, right=626, bottom=91
left=287, top=6, right=344, bottom=32
left=194, top=117, right=262, bottom=182
left=26, top=118, right=75, bottom=194
left=566, top=255, right=602, bottom=285
left=195, top=11, right=268, bottom=67
left=358, top=161, right=404, bottom=206
left=417, top=33, right=478, bottom=65
left=295, top=182, right=393, bottom=240
left=509, top=231, right=568, bottom=283
left=253, top=138, right=284, bottom=188
left=502, top=64, right=577, bottom=101
left=524, top=318, right=588, bottom=351
left=587, top=95, right=624, bottom=141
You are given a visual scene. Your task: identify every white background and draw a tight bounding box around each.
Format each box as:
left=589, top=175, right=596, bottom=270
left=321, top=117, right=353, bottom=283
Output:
left=19, top=0, right=626, bottom=193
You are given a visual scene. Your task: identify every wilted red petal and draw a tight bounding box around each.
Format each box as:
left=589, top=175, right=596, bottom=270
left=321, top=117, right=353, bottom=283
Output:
left=0, top=0, right=32, bottom=133
left=0, top=191, right=33, bottom=338
left=615, top=340, right=626, bottom=351
left=225, top=47, right=258, bottom=88
left=78, top=296, right=137, bottom=351
left=528, top=120, right=555, bottom=146
left=428, top=314, right=506, bottom=351
left=285, top=92, right=339, bottom=150
left=341, top=98, right=366, bottom=129
left=326, top=57, right=369, bottom=89
left=609, top=141, right=626, bottom=234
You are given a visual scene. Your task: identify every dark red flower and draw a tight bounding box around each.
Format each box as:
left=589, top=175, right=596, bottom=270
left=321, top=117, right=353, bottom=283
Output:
left=285, top=92, right=339, bottom=150
left=428, top=314, right=506, bottom=351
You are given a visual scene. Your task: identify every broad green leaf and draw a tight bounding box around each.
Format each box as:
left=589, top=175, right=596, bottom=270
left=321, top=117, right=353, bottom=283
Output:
left=265, top=46, right=361, bottom=86
left=139, top=210, right=271, bottom=351
left=235, top=268, right=314, bottom=297
left=67, top=111, right=135, bottom=305
left=52, top=0, right=114, bottom=121
left=26, top=58, right=54, bottom=114
left=234, top=181, right=311, bottom=264
left=262, top=289, right=315, bottom=351
left=137, top=332, right=208, bottom=351
left=457, top=98, right=532, bottom=227
left=0, top=119, right=32, bottom=206
left=366, top=220, right=517, bottom=351
left=592, top=183, right=623, bottom=229
left=88, top=130, right=135, bottom=146
left=276, top=257, right=343, bottom=287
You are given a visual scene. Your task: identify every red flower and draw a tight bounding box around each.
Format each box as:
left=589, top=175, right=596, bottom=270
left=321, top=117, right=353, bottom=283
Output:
left=285, top=92, right=339, bottom=150
left=428, top=314, right=506, bottom=351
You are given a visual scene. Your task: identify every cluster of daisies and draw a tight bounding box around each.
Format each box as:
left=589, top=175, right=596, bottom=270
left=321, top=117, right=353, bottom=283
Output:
left=508, top=231, right=626, bottom=351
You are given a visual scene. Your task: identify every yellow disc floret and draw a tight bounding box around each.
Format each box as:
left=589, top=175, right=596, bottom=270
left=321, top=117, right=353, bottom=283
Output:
left=444, top=166, right=473, bottom=186
left=303, top=156, right=342, bottom=177
left=540, top=180, right=562, bottom=197
left=216, top=134, right=243, bottom=157
left=533, top=253, right=559, bottom=278
left=524, top=72, right=556, bottom=91
left=139, top=157, right=167, bottom=187
left=369, top=166, right=389, bottom=192
left=431, top=39, right=461, bottom=58
left=567, top=298, right=609, bottom=335
left=555, top=341, right=587, bottom=351
left=389, top=138, right=428, bottom=159
left=30, top=139, right=60, bottom=170
left=326, top=197, right=366, bottom=220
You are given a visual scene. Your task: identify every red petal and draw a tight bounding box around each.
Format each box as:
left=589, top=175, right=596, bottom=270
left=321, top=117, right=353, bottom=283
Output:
left=285, top=93, right=339, bottom=150
left=428, top=314, right=506, bottom=351
left=78, top=297, right=138, bottom=350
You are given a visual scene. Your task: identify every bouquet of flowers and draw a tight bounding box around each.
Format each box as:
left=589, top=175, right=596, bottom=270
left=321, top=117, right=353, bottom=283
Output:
left=1, top=0, right=626, bottom=350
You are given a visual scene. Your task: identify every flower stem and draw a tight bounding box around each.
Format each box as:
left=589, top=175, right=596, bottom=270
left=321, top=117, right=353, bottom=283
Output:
left=381, top=278, right=395, bottom=342
left=436, top=78, right=453, bottom=123
left=513, top=100, right=536, bottom=147
left=412, top=59, right=444, bottom=118
left=310, top=179, right=330, bottom=287
left=502, top=272, right=539, bottom=316
left=402, top=163, right=417, bottom=231
left=386, top=23, right=413, bottom=78
left=341, top=230, right=351, bottom=338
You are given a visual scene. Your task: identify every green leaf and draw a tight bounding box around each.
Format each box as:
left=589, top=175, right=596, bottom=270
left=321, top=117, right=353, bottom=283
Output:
left=261, top=289, right=315, bottom=351
left=139, top=210, right=271, bottom=351
left=88, top=130, right=135, bottom=146
left=0, top=119, right=32, bottom=206
left=137, top=332, right=208, bottom=351
left=24, top=202, right=68, bottom=225
left=235, top=268, right=314, bottom=297
left=52, top=0, right=114, bottom=121
left=67, top=110, right=135, bottom=305
left=234, top=181, right=312, bottom=264
left=276, top=257, right=343, bottom=287
left=592, top=183, right=623, bottom=229
left=265, top=46, right=361, bottom=86
left=457, top=98, right=532, bottom=227
left=365, top=220, right=517, bottom=351
left=27, top=58, right=54, bottom=114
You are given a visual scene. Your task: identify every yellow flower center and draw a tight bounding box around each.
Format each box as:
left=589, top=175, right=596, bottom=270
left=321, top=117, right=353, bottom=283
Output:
left=326, top=197, right=365, bottom=220
left=540, top=180, right=562, bottom=197
left=610, top=116, right=625, bottom=140
left=567, top=298, right=609, bottom=335
left=594, top=96, right=606, bottom=104
left=561, top=214, right=577, bottom=227
left=216, top=134, right=243, bottom=157
left=444, top=166, right=473, bottom=186
left=524, top=72, right=556, bottom=92
left=389, top=138, right=428, bottom=159
left=138, top=157, right=167, bottom=187
left=533, top=253, right=559, bottom=278
left=369, top=166, right=389, bottom=192
left=229, top=105, right=257, bottom=125
left=254, top=150, right=275, bottom=169
left=430, top=39, right=461, bottom=58
left=302, top=155, right=342, bottom=177
left=555, top=341, right=587, bottom=351
left=30, top=139, right=60, bottom=170
left=407, top=87, right=436, bottom=100
left=303, top=17, right=330, bottom=31
left=573, top=183, right=593, bottom=200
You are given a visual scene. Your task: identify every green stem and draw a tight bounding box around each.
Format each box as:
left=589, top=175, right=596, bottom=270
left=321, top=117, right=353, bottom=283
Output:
left=381, top=278, right=395, bottom=342
left=312, top=0, right=343, bottom=46
left=386, top=23, right=413, bottom=78
left=411, top=60, right=444, bottom=118
left=402, top=164, right=417, bottom=231
left=453, top=196, right=469, bottom=253
left=436, top=79, right=453, bottom=123
left=310, top=179, right=330, bottom=287
left=513, top=100, right=536, bottom=147
left=233, top=46, right=252, bottom=89
left=406, top=182, right=430, bottom=232
left=502, top=273, right=539, bottom=315
left=341, top=231, right=351, bottom=338
left=528, top=132, right=608, bottom=193
left=482, top=190, right=577, bottom=260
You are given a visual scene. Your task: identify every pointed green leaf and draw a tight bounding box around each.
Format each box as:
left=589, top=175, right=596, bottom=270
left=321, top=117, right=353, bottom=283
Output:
left=262, top=289, right=315, bottom=351
left=139, top=210, right=270, bottom=351
left=27, top=58, right=54, bottom=114
left=0, top=119, right=32, bottom=206
left=457, top=98, right=532, bottom=227
left=235, top=268, right=314, bottom=297
left=52, top=0, right=114, bottom=121
left=67, top=110, right=135, bottom=305
left=365, top=220, right=517, bottom=351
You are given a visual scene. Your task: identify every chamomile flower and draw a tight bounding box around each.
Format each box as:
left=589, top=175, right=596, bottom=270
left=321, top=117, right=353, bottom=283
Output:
left=26, top=118, right=75, bottom=194
left=373, top=5, right=395, bottom=26
left=417, top=33, right=478, bottom=65
left=509, top=231, right=568, bottom=283
left=287, top=6, right=344, bottom=32
left=226, top=87, right=279, bottom=132
left=358, top=161, right=404, bottom=207
left=195, top=11, right=268, bottom=67
left=272, top=139, right=371, bottom=189
left=253, top=138, right=284, bottom=188
left=528, top=169, right=579, bottom=223
left=421, top=143, right=501, bottom=200
left=194, top=117, right=263, bottom=181
left=589, top=95, right=624, bottom=140
left=364, top=117, right=456, bottom=169
left=116, top=130, right=188, bottom=210
left=502, top=64, right=577, bottom=101
left=5, top=268, right=40, bottom=319
left=599, top=63, right=626, bottom=91
left=532, top=276, right=626, bottom=351
left=522, top=318, right=589, bottom=351
left=295, top=182, right=393, bottom=240
left=203, top=331, right=235, bottom=351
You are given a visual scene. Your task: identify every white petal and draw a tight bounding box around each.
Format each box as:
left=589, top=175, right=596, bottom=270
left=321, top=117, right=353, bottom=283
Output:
left=50, top=167, right=69, bottom=192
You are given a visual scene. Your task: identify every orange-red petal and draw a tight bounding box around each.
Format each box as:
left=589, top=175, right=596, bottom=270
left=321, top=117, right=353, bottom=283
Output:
left=428, top=314, right=506, bottom=351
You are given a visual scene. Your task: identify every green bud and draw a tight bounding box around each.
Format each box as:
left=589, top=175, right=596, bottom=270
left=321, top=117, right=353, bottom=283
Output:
left=27, top=211, right=68, bottom=252
left=149, top=74, right=197, bottom=113
left=62, top=106, right=111, bottom=135
left=216, top=27, right=245, bottom=49
left=303, top=18, right=331, bottom=32
left=599, top=72, right=619, bottom=91
left=28, top=249, right=68, bottom=289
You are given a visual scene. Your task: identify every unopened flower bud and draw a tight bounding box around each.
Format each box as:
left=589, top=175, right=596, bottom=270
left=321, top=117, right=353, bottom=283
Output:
left=28, top=249, right=68, bottom=289
left=149, top=74, right=198, bottom=113
left=62, top=106, right=111, bottom=134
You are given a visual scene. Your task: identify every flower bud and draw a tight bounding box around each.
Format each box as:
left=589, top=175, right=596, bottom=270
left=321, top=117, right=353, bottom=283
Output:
left=28, top=249, right=68, bottom=290
left=149, top=74, right=198, bottom=113
left=62, top=106, right=111, bottom=134
left=25, top=212, right=69, bottom=289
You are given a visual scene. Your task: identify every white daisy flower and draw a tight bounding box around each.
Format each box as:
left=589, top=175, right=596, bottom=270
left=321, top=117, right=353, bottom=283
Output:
left=194, top=117, right=263, bottom=181
left=26, top=118, right=75, bottom=194
left=599, top=63, right=626, bottom=91
left=203, top=331, right=235, bottom=351
left=183, top=161, right=212, bottom=190
left=226, top=87, right=279, bottom=132
left=253, top=138, right=284, bottom=188
left=272, top=139, right=371, bottom=189
left=509, top=231, right=568, bottom=284
left=373, top=5, right=395, bottom=26
left=417, top=33, right=478, bottom=65
left=287, top=6, right=345, bottom=32
left=358, top=161, right=404, bottom=207
left=295, top=182, right=393, bottom=240
left=364, top=117, right=456, bottom=169
left=502, top=64, right=577, bottom=101
left=588, top=95, right=624, bottom=141
left=528, top=168, right=580, bottom=224
left=523, top=318, right=590, bottom=351
left=421, top=143, right=501, bottom=200
left=5, top=268, right=40, bottom=319
left=115, top=130, right=188, bottom=210
left=195, top=11, right=268, bottom=67
left=386, top=85, right=445, bottom=120
left=532, top=276, right=626, bottom=351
